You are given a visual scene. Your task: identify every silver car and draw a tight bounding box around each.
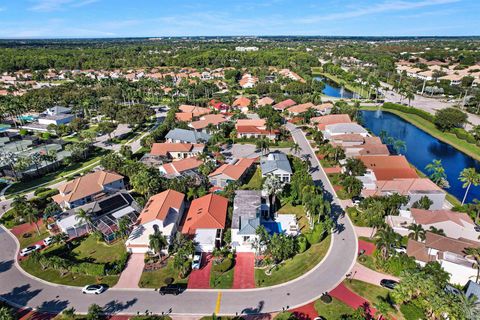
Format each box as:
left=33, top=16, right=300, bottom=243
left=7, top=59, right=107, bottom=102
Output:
left=20, top=244, right=42, bottom=257
left=192, top=253, right=202, bottom=270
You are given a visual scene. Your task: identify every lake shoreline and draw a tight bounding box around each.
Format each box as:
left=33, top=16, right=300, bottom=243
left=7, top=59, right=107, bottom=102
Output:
left=360, top=105, right=480, bottom=162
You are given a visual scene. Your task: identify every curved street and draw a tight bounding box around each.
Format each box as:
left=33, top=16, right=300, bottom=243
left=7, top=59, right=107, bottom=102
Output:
left=0, top=124, right=357, bottom=316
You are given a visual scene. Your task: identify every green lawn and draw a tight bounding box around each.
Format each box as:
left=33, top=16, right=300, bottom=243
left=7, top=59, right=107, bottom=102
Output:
left=240, top=167, right=263, bottom=190
left=314, top=297, right=353, bottom=320
left=344, top=280, right=404, bottom=319
left=72, top=235, right=126, bottom=263
left=361, top=105, right=480, bottom=162
left=278, top=202, right=310, bottom=233
left=20, top=258, right=119, bottom=287
left=139, top=258, right=189, bottom=288
left=19, top=234, right=126, bottom=287
left=0, top=209, right=17, bottom=229
left=255, top=235, right=331, bottom=287
left=210, top=266, right=234, bottom=289
left=18, top=224, right=50, bottom=248
left=6, top=148, right=108, bottom=196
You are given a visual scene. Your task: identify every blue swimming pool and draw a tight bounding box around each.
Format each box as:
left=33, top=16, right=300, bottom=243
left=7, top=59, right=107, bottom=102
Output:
left=18, top=115, right=38, bottom=122
left=262, top=221, right=282, bottom=235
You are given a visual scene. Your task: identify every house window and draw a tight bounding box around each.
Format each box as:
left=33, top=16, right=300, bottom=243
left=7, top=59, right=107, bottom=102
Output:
left=243, top=236, right=250, bottom=242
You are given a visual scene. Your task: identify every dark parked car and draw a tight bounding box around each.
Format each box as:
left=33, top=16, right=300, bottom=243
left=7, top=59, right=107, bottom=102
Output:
left=159, top=284, right=184, bottom=295
left=380, top=279, right=398, bottom=290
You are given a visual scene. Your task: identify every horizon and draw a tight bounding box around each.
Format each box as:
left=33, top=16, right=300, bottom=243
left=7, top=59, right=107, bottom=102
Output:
left=0, top=0, right=479, bottom=39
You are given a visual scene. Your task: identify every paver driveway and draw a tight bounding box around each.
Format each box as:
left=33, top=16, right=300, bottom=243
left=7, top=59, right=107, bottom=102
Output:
left=115, top=253, right=145, bottom=289
left=232, top=253, right=255, bottom=289
left=187, top=254, right=212, bottom=289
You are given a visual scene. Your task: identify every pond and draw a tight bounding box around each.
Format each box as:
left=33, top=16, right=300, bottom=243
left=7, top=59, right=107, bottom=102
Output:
left=314, top=76, right=358, bottom=99
left=360, top=110, right=480, bottom=204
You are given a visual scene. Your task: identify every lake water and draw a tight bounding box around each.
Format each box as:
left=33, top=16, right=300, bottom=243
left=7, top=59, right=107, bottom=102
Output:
left=361, top=110, right=480, bottom=204
left=314, top=76, right=357, bottom=99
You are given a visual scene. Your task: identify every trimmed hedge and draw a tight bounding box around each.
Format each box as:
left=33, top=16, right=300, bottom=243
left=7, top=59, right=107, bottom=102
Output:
left=34, top=187, right=51, bottom=196
left=382, top=102, right=435, bottom=122
left=452, top=128, right=477, bottom=144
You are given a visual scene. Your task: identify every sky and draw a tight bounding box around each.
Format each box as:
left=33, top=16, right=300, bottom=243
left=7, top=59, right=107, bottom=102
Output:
left=0, top=0, right=479, bottom=38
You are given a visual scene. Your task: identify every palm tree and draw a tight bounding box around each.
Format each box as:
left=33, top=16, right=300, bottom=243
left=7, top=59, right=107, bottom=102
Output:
left=459, top=168, right=480, bottom=205
left=464, top=247, right=480, bottom=283
left=425, top=159, right=449, bottom=188
left=458, top=292, right=480, bottom=320
left=290, top=142, right=301, bottom=155
left=117, top=217, right=130, bottom=239
left=229, top=129, right=237, bottom=144
left=393, top=139, right=407, bottom=155
left=375, top=226, right=400, bottom=260
left=61, top=307, right=76, bottom=320
left=407, top=223, right=426, bottom=241
left=0, top=307, right=14, bottom=320
left=263, top=174, right=283, bottom=217
left=24, top=207, right=41, bottom=235
left=149, top=230, right=168, bottom=258
left=75, top=208, right=93, bottom=233
left=255, top=138, right=270, bottom=155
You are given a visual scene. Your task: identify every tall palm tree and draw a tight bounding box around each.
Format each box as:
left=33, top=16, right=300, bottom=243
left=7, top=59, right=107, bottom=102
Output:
left=407, top=223, right=426, bottom=241
left=458, top=292, right=480, bottom=320
left=425, top=159, right=449, bottom=188
left=464, top=247, right=480, bottom=283
left=149, top=230, right=168, bottom=258
left=375, top=226, right=400, bottom=260
left=290, top=142, right=301, bottom=155
left=459, top=168, right=480, bottom=205
left=263, top=174, right=283, bottom=217
left=75, top=208, right=93, bottom=233
left=24, top=207, right=41, bottom=235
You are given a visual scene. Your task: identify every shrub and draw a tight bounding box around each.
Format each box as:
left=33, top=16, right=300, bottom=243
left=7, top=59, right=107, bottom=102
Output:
left=434, top=107, right=468, bottom=131
left=305, top=223, right=326, bottom=245
left=212, top=257, right=233, bottom=273
left=36, top=189, right=59, bottom=199
left=273, top=312, right=297, bottom=320
left=108, top=251, right=130, bottom=275
left=34, top=187, right=51, bottom=196
left=320, top=294, right=333, bottom=304
left=71, top=262, right=105, bottom=276
left=383, top=103, right=435, bottom=122
left=400, top=303, right=425, bottom=320
left=297, top=235, right=309, bottom=253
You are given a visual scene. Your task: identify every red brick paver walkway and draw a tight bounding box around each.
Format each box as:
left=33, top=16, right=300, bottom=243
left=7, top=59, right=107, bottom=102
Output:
left=187, top=253, right=212, bottom=289
left=232, top=252, right=255, bottom=289
left=115, top=253, right=145, bottom=288
left=290, top=301, right=318, bottom=320
left=358, top=239, right=375, bottom=256
left=330, top=283, right=377, bottom=318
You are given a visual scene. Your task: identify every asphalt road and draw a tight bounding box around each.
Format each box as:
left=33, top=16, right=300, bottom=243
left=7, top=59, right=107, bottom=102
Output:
left=0, top=124, right=357, bottom=316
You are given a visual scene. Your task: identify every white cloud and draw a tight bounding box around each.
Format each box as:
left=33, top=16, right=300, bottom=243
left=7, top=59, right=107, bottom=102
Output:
left=296, top=0, right=461, bottom=24
left=29, top=0, right=99, bottom=12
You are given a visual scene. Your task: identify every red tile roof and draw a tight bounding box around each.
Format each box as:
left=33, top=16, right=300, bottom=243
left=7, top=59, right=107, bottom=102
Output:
left=209, top=158, right=255, bottom=180
left=150, top=143, right=203, bottom=157
left=232, top=97, right=251, bottom=108
left=160, top=157, right=203, bottom=176
left=273, top=99, right=297, bottom=110
left=411, top=208, right=474, bottom=227
left=182, top=194, right=228, bottom=234
left=137, top=189, right=185, bottom=224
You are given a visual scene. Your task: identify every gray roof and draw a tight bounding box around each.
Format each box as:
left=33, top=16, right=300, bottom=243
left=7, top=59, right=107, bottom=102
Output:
left=165, top=128, right=211, bottom=144
left=260, top=151, right=292, bottom=175
left=232, top=190, right=261, bottom=232
left=238, top=217, right=260, bottom=235
left=325, top=123, right=368, bottom=134
left=465, top=280, right=480, bottom=301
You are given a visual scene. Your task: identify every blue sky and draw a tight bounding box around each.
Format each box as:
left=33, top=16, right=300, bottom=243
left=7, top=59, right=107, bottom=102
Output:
left=0, top=0, right=478, bottom=38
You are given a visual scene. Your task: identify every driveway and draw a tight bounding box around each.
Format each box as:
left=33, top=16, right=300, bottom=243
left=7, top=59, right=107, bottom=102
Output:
left=0, top=123, right=357, bottom=316
left=232, top=253, right=255, bottom=289
left=224, top=144, right=292, bottom=160
left=349, top=263, right=399, bottom=287
left=330, top=283, right=377, bottom=317
left=187, top=254, right=212, bottom=289
left=115, top=253, right=145, bottom=289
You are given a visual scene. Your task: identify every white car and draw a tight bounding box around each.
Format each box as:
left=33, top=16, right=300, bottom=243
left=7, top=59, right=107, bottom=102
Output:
left=20, top=244, right=42, bottom=257
left=82, top=284, right=106, bottom=295
left=192, top=253, right=202, bottom=270
left=43, top=236, right=54, bottom=246
left=394, top=247, right=407, bottom=254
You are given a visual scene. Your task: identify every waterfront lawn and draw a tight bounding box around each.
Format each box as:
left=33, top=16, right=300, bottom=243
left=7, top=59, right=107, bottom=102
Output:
left=255, top=235, right=330, bottom=287
left=210, top=266, right=234, bottom=289
left=139, top=258, right=189, bottom=288
left=278, top=202, right=310, bottom=233
left=314, top=297, right=353, bottom=320
left=240, top=167, right=263, bottom=190
left=361, top=105, right=480, bottom=162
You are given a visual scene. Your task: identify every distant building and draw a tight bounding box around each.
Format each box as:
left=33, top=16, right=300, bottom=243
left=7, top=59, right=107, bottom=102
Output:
left=235, top=46, right=259, bottom=52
